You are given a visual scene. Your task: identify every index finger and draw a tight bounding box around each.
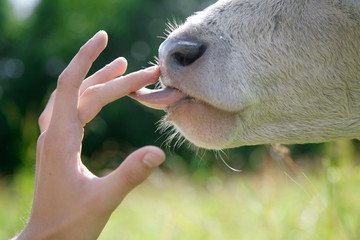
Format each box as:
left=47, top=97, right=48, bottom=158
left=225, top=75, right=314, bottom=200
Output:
left=78, top=66, right=160, bottom=125
left=50, top=31, right=108, bottom=127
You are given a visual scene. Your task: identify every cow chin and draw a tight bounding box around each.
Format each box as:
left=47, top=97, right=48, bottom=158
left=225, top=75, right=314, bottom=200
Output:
left=164, top=99, right=239, bottom=150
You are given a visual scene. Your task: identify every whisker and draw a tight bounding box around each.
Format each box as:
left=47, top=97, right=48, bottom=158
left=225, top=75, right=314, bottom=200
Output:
left=214, top=149, right=242, bottom=172
left=157, top=116, right=241, bottom=172
left=164, top=17, right=183, bottom=38
left=157, top=35, right=167, bottom=40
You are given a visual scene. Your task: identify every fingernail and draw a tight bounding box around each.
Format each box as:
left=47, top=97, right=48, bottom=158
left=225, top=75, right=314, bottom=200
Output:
left=117, top=56, right=127, bottom=62
left=113, top=57, right=128, bottom=66
left=143, top=152, right=165, bottom=168
left=93, top=30, right=107, bottom=39
left=144, top=66, right=159, bottom=72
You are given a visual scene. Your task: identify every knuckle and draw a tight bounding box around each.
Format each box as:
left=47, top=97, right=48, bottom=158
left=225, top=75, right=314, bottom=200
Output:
left=38, top=112, right=47, bottom=128
left=38, top=111, right=45, bottom=124
left=57, top=70, right=79, bottom=92
left=57, top=71, right=70, bottom=90
left=83, top=85, right=100, bottom=97
left=83, top=85, right=107, bottom=106
left=58, top=70, right=69, bottom=83
left=122, top=169, right=145, bottom=186
left=49, top=91, right=57, bottom=101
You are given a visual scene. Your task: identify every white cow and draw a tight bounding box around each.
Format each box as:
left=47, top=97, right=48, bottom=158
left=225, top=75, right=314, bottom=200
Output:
left=130, top=0, right=360, bottom=150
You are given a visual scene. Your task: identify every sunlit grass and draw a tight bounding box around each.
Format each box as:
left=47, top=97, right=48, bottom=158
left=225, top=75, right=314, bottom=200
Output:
left=100, top=165, right=360, bottom=240
left=1, top=141, right=360, bottom=240
left=0, top=171, right=33, bottom=239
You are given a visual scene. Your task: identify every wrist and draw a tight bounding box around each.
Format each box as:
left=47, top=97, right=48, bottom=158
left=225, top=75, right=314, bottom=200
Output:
left=16, top=220, right=47, bottom=240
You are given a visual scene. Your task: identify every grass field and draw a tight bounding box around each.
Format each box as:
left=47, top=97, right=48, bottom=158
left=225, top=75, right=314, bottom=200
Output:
left=1, top=141, right=360, bottom=240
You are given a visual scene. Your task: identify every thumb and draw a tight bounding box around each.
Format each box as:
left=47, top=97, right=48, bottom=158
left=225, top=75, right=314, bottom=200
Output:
left=101, top=146, right=165, bottom=205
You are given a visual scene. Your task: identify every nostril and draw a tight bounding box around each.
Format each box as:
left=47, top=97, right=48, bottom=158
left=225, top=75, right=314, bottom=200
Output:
left=170, top=40, right=206, bottom=67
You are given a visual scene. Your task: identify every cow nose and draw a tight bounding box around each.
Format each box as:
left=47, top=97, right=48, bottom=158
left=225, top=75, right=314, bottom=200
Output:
left=159, top=38, right=206, bottom=70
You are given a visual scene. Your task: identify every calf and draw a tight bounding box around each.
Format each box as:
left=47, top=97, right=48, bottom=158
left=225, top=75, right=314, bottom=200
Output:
left=131, top=0, right=360, bottom=149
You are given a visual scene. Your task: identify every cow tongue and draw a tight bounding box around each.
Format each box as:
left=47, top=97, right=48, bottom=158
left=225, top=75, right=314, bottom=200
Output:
left=128, top=87, right=188, bottom=110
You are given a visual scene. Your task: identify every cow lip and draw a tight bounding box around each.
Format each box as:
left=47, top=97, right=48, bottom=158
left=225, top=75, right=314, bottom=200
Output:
left=128, top=86, right=191, bottom=111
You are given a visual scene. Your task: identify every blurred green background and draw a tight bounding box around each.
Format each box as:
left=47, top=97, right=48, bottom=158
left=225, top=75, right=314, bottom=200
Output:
left=0, top=0, right=223, bottom=177
left=1, top=0, right=360, bottom=239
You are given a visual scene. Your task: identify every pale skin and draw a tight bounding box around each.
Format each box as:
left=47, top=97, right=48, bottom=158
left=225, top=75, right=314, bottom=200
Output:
left=14, top=31, right=165, bottom=239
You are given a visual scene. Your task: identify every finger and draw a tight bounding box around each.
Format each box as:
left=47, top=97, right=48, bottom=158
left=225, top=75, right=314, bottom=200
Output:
left=78, top=66, right=160, bottom=125
left=39, top=49, right=124, bottom=132
left=38, top=91, right=56, bottom=133
left=79, top=57, right=128, bottom=95
left=101, top=146, right=165, bottom=207
left=51, top=31, right=108, bottom=127
left=34, top=132, right=46, bottom=191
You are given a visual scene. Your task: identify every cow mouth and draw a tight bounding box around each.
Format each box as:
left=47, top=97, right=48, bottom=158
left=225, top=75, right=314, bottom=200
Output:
left=128, top=86, right=192, bottom=111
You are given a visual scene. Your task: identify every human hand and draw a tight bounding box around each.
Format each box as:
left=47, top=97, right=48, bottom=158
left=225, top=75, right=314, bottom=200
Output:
left=16, top=31, right=165, bottom=240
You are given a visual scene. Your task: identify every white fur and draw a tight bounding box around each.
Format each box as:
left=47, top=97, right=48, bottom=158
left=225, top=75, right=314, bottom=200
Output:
left=159, top=0, right=360, bottom=149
